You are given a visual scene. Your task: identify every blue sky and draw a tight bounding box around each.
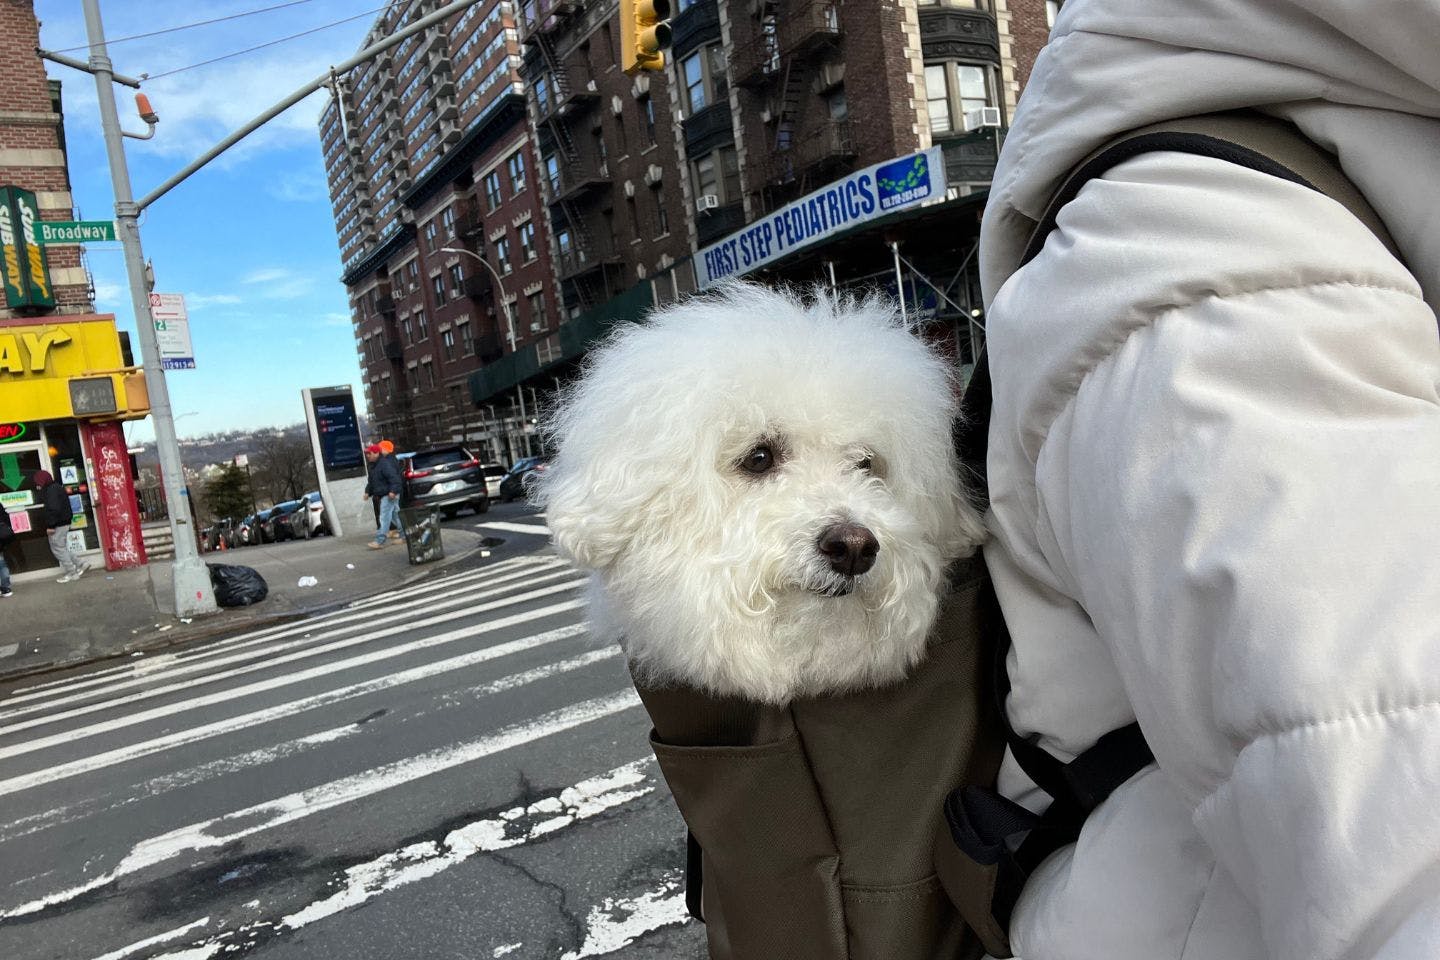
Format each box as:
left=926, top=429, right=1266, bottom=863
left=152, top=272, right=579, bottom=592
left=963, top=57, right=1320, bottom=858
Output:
left=34, top=0, right=385, bottom=442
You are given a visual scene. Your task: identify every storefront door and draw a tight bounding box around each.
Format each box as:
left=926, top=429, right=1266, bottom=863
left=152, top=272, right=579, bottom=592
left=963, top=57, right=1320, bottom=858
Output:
left=0, top=441, right=52, bottom=575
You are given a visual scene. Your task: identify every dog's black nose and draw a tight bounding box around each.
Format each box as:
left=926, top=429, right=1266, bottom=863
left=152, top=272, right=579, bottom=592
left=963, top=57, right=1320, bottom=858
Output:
left=817, top=523, right=879, bottom=577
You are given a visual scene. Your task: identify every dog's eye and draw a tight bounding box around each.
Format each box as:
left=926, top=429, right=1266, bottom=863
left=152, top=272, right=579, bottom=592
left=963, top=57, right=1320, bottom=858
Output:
left=855, top=456, right=873, bottom=472
left=739, top=445, right=775, bottom=475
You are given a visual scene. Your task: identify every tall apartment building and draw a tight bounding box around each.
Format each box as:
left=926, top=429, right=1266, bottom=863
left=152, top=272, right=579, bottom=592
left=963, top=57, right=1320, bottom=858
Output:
left=323, top=0, right=561, bottom=459
left=325, top=0, right=1054, bottom=450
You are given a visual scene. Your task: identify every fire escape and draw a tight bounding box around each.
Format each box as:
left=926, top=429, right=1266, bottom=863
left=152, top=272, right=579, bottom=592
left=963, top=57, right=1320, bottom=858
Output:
left=733, top=0, right=850, bottom=207
left=526, top=4, right=613, bottom=312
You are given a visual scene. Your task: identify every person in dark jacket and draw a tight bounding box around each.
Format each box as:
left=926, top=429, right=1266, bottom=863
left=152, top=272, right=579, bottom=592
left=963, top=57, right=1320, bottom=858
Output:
left=34, top=470, right=88, bottom=583
left=0, top=506, right=14, bottom=597
left=361, top=445, right=403, bottom=549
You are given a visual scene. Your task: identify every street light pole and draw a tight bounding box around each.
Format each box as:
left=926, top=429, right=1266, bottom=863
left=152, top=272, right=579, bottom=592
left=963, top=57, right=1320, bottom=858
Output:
left=82, top=0, right=216, bottom=617
left=440, top=247, right=532, bottom=458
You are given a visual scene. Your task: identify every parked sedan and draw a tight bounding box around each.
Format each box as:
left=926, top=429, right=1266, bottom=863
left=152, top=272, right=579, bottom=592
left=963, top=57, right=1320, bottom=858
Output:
left=480, top=463, right=508, bottom=500
left=402, top=445, right=490, bottom=518
left=498, top=456, right=550, bottom=503
left=267, top=500, right=308, bottom=542
left=252, top=507, right=277, bottom=544
left=299, top=491, right=330, bottom=537
left=237, top=514, right=259, bottom=546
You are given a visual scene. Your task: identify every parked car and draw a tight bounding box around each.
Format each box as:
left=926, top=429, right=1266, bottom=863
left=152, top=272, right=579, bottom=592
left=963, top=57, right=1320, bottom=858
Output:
left=267, top=499, right=308, bottom=542
left=498, top=456, right=551, bottom=503
left=480, top=463, right=508, bottom=500
left=299, top=491, right=330, bottom=537
left=253, top=506, right=277, bottom=544
left=237, top=513, right=259, bottom=546
left=402, top=445, right=490, bottom=518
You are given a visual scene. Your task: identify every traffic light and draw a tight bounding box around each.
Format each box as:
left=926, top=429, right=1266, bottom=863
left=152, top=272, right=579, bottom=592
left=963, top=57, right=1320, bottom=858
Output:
left=620, top=0, right=672, bottom=75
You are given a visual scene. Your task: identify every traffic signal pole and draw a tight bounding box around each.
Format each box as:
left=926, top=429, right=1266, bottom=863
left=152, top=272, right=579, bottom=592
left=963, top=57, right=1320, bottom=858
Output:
left=82, top=0, right=216, bottom=617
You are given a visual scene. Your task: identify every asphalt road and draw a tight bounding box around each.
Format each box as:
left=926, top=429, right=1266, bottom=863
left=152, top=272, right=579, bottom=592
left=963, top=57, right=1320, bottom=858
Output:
left=0, top=500, right=709, bottom=960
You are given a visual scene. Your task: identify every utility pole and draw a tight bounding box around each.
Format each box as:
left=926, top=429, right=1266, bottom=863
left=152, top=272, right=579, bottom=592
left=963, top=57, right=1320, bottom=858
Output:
left=82, top=0, right=216, bottom=617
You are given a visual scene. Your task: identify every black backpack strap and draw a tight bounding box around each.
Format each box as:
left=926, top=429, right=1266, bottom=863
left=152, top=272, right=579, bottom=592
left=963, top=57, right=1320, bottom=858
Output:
left=948, top=110, right=1396, bottom=956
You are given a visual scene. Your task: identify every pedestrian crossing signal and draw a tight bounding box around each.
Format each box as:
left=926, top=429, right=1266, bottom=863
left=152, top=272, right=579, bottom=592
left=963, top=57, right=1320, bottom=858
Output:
left=621, top=0, right=672, bottom=75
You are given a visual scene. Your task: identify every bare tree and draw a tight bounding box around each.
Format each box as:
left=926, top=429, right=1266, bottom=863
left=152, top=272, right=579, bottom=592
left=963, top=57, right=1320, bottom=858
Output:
left=250, top=434, right=318, bottom=505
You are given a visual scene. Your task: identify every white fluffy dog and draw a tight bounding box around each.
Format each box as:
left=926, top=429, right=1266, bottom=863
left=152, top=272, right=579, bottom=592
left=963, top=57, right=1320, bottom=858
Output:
left=537, top=282, right=986, bottom=705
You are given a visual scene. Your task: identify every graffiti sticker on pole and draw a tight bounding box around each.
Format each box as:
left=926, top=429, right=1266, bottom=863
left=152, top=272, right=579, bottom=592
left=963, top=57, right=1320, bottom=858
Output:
left=149, top=292, right=196, bottom=369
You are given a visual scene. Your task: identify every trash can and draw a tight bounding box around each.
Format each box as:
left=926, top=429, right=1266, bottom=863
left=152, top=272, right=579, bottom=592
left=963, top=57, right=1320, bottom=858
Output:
left=399, top=506, right=444, bottom=564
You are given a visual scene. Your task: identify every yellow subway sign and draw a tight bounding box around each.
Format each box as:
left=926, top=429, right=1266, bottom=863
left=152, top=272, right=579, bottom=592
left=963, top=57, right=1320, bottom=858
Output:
left=0, top=316, right=148, bottom=420
left=0, top=186, right=55, bottom=311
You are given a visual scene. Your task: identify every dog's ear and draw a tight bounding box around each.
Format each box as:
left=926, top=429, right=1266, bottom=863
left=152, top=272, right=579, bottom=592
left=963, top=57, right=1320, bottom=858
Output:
left=533, top=452, right=638, bottom=571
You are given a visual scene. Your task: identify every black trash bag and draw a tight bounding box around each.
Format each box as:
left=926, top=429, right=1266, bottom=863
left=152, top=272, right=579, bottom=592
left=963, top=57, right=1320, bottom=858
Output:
left=207, top=563, right=269, bottom=607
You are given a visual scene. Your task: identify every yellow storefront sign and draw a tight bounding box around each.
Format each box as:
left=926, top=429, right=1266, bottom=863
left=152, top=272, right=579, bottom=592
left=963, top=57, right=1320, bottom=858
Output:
left=0, top=315, right=149, bottom=421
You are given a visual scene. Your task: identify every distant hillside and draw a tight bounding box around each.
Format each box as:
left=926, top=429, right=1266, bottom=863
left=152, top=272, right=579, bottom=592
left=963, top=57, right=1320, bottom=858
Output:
left=133, top=417, right=370, bottom=471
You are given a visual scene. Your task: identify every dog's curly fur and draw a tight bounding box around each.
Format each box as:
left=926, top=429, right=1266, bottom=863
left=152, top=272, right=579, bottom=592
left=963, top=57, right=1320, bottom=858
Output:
left=537, top=282, right=987, bottom=705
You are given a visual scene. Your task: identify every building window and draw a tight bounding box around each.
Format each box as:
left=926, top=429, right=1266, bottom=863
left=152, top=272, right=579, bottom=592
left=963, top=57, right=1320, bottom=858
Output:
left=423, top=220, right=438, bottom=252
left=402, top=316, right=414, bottom=344
left=483, top=170, right=502, bottom=210
left=507, top=151, right=526, bottom=194
left=407, top=260, right=420, bottom=288
left=543, top=153, right=561, bottom=195
left=1046, top=0, right=1061, bottom=28
left=432, top=273, right=447, bottom=306
left=495, top=235, right=512, bottom=273
left=528, top=291, right=547, bottom=332
left=440, top=205, right=456, bottom=236
left=533, top=74, right=551, bottom=115
left=442, top=328, right=456, bottom=361
left=827, top=88, right=849, bottom=120
left=680, top=44, right=727, bottom=116
left=448, top=263, right=463, bottom=295
left=654, top=186, right=669, bottom=236
left=519, top=221, right=537, bottom=261
left=924, top=62, right=997, bottom=135
left=459, top=322, right=474, bottom=355
left=642, top=95, right=657, bottom=145
left=422, top=360, right=435, bottom=390
left=415, top=309, right=429, bottom=341
left=691, top=146, right=741, bottom=205
left=918, top=0, right=990, bottom=7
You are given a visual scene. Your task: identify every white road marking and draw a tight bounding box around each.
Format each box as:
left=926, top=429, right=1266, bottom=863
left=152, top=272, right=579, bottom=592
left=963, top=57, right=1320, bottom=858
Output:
left=0, top=554, right=564, bottom=709
left=0, top=579, right=587, bottom=756
left=6, top=689, right=643, bottom=920
left=0, top=613, right=589, bottom=798
left=0, top=559, right=572, bottom=721
left=0, top=645, right=622, bottom=841
left=475, top=522, right=552, bottom=536
left=493, top=944, right=523, bottom=957
left=561, top=874, right=692, bottom=959
left=91, top=917, right=213, bottom=960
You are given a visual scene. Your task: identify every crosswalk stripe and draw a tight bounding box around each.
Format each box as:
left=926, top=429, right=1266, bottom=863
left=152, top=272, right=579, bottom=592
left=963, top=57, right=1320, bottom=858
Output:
left=0, top=584, right=587, bottom=763
left=4, top=689, right=643, bottom=920
left=475, top=521, right=552, bottom=536
left=0, top=613, right=588, bottom=797
left=0, top=554, right=565, bottom=709
left=0, top=646, right=624, bottom=843
left=0, top=566, right=579, bottom=727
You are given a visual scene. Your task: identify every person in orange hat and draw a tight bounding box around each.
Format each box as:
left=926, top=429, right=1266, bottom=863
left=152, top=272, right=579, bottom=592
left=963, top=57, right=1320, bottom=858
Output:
left=361, top=444, right=402, bottom=548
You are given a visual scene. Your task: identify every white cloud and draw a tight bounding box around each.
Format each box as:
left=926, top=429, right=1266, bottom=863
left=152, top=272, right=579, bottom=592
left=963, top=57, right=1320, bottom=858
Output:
left=241, top=266, right=314, bottom=299
left=322, top=311, right=352, bottom=326
left=186, top=293, right=243, bottom=308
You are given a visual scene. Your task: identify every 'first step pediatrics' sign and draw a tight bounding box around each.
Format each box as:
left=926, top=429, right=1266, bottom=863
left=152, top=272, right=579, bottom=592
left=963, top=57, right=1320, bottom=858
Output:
left=694, top=147, right=947, bottom=289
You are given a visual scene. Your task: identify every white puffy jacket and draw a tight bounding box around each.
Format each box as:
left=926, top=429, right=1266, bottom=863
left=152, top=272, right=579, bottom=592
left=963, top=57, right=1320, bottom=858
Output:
left=979, top=2, right=1440, bottom=958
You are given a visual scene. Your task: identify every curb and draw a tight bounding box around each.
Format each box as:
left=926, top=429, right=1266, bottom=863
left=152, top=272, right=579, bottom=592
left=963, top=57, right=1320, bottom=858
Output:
left=0, top=537, right=500, bottom=686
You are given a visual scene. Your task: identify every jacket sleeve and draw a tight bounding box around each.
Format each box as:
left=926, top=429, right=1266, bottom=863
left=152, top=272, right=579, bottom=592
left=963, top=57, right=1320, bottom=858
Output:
left=988, top=151, right=1440, bottom=959
left=43, top=484, right=71, bottom=527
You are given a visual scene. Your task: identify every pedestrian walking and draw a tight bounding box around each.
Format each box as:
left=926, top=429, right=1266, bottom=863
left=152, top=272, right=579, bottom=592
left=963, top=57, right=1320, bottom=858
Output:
left=362, top=444, right=402, bottom=550
left=35, top=470, right=88, bottom=583
left=970, top=1, right=1440, bottom=957
left=379, top=440, right=402, bottom=539
left=0, top=507, right=15, bottom=598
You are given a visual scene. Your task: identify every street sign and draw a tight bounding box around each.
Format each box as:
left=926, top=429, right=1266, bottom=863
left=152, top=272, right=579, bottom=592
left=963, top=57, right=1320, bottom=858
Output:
left=34, top=220, right=118, bottom=244
left=148, top=292, right=196, bottom=369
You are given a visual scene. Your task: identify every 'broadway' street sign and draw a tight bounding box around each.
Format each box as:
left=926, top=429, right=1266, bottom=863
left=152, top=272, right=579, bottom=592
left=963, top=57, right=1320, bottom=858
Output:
left=35, top=220, right=118, bottom=244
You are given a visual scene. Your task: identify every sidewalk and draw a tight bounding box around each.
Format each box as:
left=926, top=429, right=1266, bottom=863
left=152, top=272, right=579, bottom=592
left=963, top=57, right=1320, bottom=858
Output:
left=0, top=528, right=493, bottom=683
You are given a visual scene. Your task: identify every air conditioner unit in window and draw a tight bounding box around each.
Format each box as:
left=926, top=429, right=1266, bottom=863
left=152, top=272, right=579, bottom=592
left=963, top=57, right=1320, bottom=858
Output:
left=963, top=106, right=1003, bottom=131
left=696, top=193, right=720, bottom=212
left=450, top=288, right=462, bottom=298
left=529, top=322, right=543, bottom=332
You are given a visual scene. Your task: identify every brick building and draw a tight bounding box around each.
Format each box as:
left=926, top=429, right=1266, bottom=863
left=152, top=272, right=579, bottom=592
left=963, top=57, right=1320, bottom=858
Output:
left=0, top=0, right=94, bottom=319
left=326, top=0, right=1057, bottom=451
left=324, top=0, right=561, bottom=460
